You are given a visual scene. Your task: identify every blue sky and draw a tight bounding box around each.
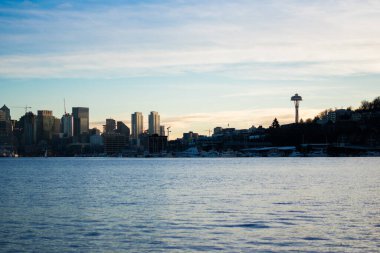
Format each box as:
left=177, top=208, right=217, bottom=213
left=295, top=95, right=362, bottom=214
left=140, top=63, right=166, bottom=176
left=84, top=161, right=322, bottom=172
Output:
left=1, top=0, right=379, bottom=138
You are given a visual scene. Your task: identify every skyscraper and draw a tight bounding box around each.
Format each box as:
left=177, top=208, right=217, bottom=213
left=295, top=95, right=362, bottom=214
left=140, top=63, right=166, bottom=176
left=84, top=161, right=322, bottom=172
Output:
left=61, top=113, right=73, bottom=137
left=131, top=112, right=143, bottom=140
left=0, top=105, right=11, bottom=121
left=104, top=118, right=116, bottom=133
left=36, top=110, right=59, bottom=142
left=0, top=105, right=12, bottom=144
left=22, top=112, right=36, bottom=146
left=117, top=121, right=130, bottom=137
left=117, top=121, right=130, bottom=145
left=0, top=110, right=5, bottom=121
left=72, top=107, right=89, bottom=139
left=160, top=125, right=166, bottom=136
left=148, top=111, right=160, bottom=135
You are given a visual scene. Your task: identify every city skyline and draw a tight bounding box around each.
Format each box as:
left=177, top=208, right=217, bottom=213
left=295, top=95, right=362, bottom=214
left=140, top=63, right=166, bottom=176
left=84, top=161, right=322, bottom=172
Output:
left=2, top=93, right=380, bottom=139
left=1, top=0, right=380, bottom=139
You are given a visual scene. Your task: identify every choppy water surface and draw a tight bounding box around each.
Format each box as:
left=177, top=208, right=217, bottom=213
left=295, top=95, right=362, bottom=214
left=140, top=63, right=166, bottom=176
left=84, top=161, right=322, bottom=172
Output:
left=0, top=158, right=379, bottom=252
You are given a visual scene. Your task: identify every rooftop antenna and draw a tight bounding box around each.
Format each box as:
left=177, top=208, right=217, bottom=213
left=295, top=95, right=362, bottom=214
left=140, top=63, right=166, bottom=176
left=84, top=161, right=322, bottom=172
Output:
left=64, top=98, right=67, bottom=114
left=291, top=93, right=302, bottom=124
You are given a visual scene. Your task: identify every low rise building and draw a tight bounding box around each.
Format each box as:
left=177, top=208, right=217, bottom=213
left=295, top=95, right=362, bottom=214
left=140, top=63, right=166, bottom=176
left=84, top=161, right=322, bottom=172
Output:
left=103, top=133, right=126, bottom=155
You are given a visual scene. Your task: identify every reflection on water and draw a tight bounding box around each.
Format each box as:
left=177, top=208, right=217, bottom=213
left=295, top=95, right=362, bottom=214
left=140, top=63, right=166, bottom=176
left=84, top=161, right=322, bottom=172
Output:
left=0, top=158, right=379, bottom=252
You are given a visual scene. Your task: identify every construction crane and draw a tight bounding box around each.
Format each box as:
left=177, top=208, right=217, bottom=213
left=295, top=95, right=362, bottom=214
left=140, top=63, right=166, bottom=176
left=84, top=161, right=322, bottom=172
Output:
left=11, top=105, right=32, bottom=114
left=167, top=126, right=171, bottom=140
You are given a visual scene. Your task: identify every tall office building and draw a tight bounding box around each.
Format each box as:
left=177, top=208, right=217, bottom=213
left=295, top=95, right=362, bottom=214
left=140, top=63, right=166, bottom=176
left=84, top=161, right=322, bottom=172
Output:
left=0, top=105, right=11, bottom=121
left=22, top=112, right=36, bottom=146
left=117, top=121, right=130, bottom=135
left=0, top=110, right=5, bottom=121
left=72, top=107, right=89, bottom=139
left=117, top=121, right=130, bottom=145
left=148, top=111, right=160, bottom=135
left=36, top=110, right=59, bottom=142
left=61, top=113, right=73, bottom=137
left=160, top=125, right=166, bottom=136
left=104, top=118, right=116, bottom=133
left=131, top=112, right=143, bottom=139
left=0, top=105, right=12, bottom=144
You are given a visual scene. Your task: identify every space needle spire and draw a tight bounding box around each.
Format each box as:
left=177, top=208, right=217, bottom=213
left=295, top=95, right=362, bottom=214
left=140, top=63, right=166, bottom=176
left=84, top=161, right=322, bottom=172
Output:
left=291, top=93, right=302, bottom=124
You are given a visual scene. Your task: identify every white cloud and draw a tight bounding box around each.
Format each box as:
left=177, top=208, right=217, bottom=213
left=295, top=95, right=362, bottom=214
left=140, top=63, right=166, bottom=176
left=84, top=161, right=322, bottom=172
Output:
left=1, top=1, right=380, bottom=79
left=1, top=44, right=379, bottom=79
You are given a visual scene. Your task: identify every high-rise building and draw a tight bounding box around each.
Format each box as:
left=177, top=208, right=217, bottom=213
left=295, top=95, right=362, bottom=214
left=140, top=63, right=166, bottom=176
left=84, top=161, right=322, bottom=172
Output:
left=61, top=113, right=73, bottom=137
left=0, top=106, right=12, bottom=145
left=0, top=105, right=11, bottom=121
left=117, top=121, right=130, bottom=135
left=72, top=107, right=89, bottom=140
left=148, top=111, right=160, bottom=135
left=0, top=110, right=5, bottom=121
left=160, top=125, right=166, bottom=136
left=131, top=112, right=143, bottom=140
left=36, top=110, right=59, bottom=142
left=104, top=118, right=116, bottom=133
left=117, top=121, right=130, bottom=145
left=22, top=112, right=36, bottom=146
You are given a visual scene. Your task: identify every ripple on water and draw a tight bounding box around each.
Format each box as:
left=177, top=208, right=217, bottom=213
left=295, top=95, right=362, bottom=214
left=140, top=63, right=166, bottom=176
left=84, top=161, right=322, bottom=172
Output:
left=224, top=222, right=270, bottom=229
left=273, top=202, right=294, bottom=205
left=110, top=202, right=138, bottom=206
left=187, top=245, right=225, bottom=251
left=1, top=157, right=379, bottom=252
left=302, top=236, right=328, bottom=241
left=287, top=210, right=306, bottom=213
left=84, top=232, right=101, bottom=237
left=277, top=221, right=297, bottom=226
left=248, top=240, right=298, bottom=247
left=295, top=215, right=324, bottom=219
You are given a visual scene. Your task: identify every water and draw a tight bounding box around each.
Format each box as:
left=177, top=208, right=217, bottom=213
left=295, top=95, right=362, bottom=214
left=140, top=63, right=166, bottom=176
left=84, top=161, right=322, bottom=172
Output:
left=0, top=158, right=379, bottom=252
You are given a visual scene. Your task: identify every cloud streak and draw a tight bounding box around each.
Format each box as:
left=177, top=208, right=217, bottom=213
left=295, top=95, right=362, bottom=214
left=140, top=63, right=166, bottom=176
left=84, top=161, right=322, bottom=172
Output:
left=1, top=0, right=380, bottom=79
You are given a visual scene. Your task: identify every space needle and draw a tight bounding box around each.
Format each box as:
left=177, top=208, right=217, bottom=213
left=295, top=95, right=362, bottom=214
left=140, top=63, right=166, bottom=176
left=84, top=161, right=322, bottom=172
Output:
left=291, top=93, right=302, bottom=124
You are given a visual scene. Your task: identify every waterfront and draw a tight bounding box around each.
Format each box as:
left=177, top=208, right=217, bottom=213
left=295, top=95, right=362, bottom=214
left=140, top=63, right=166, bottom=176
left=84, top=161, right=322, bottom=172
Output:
left=0, top=158, right=379, bottom=252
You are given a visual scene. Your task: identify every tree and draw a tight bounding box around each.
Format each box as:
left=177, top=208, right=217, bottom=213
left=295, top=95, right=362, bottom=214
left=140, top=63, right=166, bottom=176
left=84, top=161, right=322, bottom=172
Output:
left=318, top=108, right=333, bottom=119
left=373, top=96, right=380, bottom=110
left=359, top=100, right=371, bottom=111
left=271, top=118, right=280, bottom=128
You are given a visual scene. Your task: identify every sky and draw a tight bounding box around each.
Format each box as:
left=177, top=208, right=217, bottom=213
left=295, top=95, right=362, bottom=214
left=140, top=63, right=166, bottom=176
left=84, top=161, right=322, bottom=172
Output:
left=0, top=0, right=379, bottom=139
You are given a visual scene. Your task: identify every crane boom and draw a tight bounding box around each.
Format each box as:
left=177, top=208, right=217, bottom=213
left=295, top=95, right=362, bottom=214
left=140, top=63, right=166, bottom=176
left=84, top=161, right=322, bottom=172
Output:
left=205, top=129, right=211, bottom=137
left=167, top=126, right=171, bottom=140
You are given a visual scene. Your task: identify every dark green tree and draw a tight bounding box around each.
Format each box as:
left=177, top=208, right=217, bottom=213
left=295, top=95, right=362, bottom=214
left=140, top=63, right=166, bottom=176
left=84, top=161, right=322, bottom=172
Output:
left=359, top=100, right=371, bottom=111
left=271, top=118, right=280, bottom=128
left=373, top=96, right=380, bottom=110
